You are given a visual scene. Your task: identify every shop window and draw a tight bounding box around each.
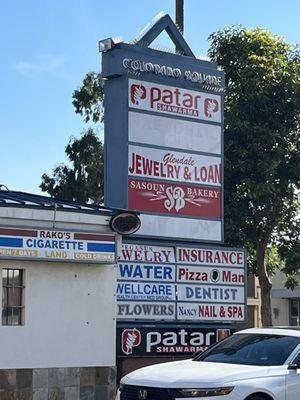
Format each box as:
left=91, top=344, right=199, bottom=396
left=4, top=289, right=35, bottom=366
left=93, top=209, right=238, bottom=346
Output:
left=2, top=268, right=24, bottom=326
left=290, top=299, right=300, bottom=326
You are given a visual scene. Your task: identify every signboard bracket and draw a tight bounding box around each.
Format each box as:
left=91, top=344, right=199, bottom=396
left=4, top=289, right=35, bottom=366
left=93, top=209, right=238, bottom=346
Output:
left=136, top=14, right=195, bottom=58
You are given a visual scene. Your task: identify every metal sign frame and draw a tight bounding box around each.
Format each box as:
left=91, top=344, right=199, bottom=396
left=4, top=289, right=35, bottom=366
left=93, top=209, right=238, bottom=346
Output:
left=103, top=14, right=225, bottom=244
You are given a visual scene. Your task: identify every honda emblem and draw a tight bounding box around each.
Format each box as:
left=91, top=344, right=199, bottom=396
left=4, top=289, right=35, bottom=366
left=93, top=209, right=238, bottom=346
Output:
left=138, top=388, right=148, bottom=400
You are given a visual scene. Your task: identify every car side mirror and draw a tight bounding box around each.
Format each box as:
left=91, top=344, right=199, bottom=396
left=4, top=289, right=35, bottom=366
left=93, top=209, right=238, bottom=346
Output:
left=288, top=363, right=300, bottom=370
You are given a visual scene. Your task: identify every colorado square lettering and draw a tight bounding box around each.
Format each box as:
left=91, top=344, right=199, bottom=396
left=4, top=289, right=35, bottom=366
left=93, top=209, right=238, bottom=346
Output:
left=128, top=79, right=222, bottom=123
left=128, top=145, right=222, bottom=186
left=123, top=58, right=223, bottom=89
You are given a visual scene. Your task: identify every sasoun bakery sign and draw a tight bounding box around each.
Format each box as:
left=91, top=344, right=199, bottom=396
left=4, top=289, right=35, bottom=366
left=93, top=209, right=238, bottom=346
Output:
left=103, top=19, right=225, bottom=243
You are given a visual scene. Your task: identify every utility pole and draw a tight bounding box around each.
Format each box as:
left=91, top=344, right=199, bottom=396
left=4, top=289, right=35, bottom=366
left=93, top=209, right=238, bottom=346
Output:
left=175, top=0, right=184, bottom=53
left=176, top=0, right=184, bottom=34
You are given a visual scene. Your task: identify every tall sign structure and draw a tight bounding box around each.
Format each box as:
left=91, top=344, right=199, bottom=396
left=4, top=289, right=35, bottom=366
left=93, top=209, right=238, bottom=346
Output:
left=102, top=14, right=224, bottom=243
left=101, top=14, right=247, bottom=361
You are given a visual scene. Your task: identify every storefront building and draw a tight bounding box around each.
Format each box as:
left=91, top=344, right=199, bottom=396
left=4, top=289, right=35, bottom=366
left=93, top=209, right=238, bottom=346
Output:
left=0, top=190, right=120, bottom=400
left=271, top=270, right=300, bottom=326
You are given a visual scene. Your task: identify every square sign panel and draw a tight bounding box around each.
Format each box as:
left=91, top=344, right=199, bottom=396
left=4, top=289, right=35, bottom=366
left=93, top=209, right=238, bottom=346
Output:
left=116, top=242, right=246, bottom=322
left=103, top=43, right=225, bottom=242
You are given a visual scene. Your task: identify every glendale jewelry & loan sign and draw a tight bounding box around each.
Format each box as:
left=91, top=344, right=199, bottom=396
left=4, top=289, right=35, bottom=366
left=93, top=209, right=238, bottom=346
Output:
left=117, top=243, right=247, bottom=322
left=102, top=15, right=225, bottom=243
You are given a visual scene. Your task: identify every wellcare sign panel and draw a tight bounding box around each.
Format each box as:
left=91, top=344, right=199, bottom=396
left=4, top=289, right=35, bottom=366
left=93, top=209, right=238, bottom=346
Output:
left=103, top=39, right=225, bottom=243
left=117, top=243, right=246, bottom=322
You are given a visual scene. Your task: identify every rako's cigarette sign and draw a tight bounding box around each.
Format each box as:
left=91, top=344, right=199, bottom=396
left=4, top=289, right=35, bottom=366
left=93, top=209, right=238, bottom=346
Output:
left=0, top=227, right=115, bottom=263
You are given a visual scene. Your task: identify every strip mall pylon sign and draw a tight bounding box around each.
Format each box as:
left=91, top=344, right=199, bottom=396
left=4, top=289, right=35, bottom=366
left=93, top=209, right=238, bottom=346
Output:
left=102, top=14, right=225, bottom=243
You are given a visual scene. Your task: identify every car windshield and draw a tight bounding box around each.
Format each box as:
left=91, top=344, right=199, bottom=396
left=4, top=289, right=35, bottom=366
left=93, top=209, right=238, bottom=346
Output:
left=194, top=334, right=300, bottom=366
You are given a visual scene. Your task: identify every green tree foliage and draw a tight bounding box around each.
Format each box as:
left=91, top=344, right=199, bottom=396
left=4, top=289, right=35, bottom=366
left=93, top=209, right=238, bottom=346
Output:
left=72, top=72, right=104, bottom=123
left=208, top=26, right=300, bottom=326
left=40, top=128, right=104, bottom=204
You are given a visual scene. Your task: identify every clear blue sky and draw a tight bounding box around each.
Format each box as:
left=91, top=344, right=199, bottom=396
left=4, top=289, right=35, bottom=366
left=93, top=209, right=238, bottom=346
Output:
left=1, top=0, right=299, bottom=195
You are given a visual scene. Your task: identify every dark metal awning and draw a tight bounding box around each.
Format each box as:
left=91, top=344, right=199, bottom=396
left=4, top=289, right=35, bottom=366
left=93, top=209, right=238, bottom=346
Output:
left=0, top=190, right=117, bottom=216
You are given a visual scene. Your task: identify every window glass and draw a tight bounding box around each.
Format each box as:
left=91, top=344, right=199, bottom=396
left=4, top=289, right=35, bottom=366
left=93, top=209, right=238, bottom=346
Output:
left=12, top=270, right=21, bottom=286
left=194, top=334, right=300, bottom=366
left=290, top=299, right=300, bottom=326
left=2, top=269, right=24, bottom=326
left=2, top=269, right=8, bottom=286
left=291, top=300, right=299, bottom=317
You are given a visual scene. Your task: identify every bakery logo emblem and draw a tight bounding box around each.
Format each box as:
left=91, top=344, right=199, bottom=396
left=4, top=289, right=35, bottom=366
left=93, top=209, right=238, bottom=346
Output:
left=204, top=98, right=219, bottom=118
left=122, top=328, right=141, bottom=355
left=145, top=185, right=211, bottom=213
left=165, top=186, right=185, bottom=212
left=130, top=84, right=146, bottom=105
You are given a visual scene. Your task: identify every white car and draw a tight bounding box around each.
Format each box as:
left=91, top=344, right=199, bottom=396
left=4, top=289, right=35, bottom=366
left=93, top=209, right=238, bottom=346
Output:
left=117, top=327, right=300, bottom=400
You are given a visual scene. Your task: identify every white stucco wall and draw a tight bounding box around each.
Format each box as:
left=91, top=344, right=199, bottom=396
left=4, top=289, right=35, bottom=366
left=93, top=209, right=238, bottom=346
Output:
left=0, top=260, right=116, bottom=369
left=271, top=270, right=290, bottom=326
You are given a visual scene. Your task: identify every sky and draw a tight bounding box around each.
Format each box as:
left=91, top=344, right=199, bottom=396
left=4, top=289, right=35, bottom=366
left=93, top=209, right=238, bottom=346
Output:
left=1, top=0, right=300, bottom=195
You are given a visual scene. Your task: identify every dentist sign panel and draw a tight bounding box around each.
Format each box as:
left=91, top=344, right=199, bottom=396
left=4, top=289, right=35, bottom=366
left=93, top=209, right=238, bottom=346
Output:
left=102, top=15, right=225, bottom=242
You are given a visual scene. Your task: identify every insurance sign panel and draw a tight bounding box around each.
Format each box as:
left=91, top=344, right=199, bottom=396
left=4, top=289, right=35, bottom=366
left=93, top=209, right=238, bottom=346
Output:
left=0, top=227, right=115, bottom=263
left=103, top=41, right=224, bottom=243
left=117, top=243, right=246, bottom=322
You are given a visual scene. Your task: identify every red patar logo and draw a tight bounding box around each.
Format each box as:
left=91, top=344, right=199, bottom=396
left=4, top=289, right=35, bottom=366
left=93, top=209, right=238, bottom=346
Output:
left=122, top=328, right=141, bottom=355
left=130, top=84, right=146, bottom=105
left=204, top=98, right=219, bottom=117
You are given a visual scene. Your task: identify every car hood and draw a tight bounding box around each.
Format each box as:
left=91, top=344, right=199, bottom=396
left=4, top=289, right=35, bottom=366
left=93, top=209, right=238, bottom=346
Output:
left=122, top=359, right=276, bottom=388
